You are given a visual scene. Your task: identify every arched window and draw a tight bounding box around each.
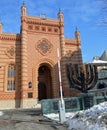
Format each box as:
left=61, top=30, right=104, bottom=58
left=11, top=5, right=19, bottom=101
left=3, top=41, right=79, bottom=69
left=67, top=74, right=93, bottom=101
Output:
left=7, top=64, right=16, bottom=91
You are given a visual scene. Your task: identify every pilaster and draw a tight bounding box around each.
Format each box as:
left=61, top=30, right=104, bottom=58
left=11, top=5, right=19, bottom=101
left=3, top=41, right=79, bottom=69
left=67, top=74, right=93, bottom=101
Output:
left=20, top=5, right=28, bottom=108
left=58, top=11, right=68, bottom=93
left=0, top=23, right=2, bottom=34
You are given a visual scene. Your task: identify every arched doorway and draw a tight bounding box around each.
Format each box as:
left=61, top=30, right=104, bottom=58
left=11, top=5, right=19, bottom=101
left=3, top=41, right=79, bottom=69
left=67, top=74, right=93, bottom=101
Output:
left=38, top=82, right=46, bottom=100
left=38, top=64, right=52, bottom=100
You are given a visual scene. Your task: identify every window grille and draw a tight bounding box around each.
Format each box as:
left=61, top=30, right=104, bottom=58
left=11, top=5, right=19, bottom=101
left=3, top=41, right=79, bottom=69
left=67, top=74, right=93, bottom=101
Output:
left=7, top=64, right=16, bottom=91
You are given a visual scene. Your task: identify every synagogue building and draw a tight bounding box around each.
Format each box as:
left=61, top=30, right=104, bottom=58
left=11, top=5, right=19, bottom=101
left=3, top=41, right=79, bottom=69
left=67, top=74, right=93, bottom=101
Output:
left=0, top=5, right=82, bottom=109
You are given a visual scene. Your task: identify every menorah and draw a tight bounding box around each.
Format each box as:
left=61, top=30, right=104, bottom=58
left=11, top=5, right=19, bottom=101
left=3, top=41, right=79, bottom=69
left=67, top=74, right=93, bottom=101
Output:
left=66, top=63, right=98, bottom=93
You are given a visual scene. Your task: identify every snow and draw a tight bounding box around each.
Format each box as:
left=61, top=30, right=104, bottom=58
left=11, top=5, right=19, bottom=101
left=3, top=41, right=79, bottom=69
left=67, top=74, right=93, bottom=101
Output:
left=0, top=102, right=107, bottom=129
left=0, top=111, right=3, bottom=116
left=91, top=59, right=107, bottom=63
left=45, top=102, right=107, bottom=130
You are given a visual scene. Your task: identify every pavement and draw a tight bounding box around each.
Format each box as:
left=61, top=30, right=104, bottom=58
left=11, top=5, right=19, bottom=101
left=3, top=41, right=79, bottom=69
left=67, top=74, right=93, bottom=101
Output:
left=0, top=108, right=68, bottom=130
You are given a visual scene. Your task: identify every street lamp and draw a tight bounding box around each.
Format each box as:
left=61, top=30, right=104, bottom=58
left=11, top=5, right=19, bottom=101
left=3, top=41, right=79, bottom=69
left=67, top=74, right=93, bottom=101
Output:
left=57, top=48, right=66, bottom=124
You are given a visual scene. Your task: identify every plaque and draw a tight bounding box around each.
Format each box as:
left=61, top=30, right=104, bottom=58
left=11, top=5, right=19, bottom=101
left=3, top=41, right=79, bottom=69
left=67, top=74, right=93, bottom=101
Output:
left=83, top=95, right=94, bottom=109
left=53, top=101, right=58, bottom=110
left=65, top=100, right=77, bottom=109
left=96, top=98, right=105, bottom=104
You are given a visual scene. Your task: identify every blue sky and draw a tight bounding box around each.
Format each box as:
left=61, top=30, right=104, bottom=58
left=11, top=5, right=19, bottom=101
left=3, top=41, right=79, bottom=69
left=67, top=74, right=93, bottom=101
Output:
left=0, top=0, right=107, bottom=62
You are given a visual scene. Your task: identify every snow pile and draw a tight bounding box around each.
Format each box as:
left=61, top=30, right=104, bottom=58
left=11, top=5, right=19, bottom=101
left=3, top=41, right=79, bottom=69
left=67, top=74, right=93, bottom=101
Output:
left=0, top=111, right=3, bottom=116
left=45, top=102, right=107, bottom=130
left=45, top=112, right=76, bottom=122
left=68, top=102, right=107, bottom=130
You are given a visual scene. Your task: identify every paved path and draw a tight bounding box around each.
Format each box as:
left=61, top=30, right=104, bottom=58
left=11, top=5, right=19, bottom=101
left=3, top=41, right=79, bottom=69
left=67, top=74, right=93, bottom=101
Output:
left=0, top=109, right=68, bottom=130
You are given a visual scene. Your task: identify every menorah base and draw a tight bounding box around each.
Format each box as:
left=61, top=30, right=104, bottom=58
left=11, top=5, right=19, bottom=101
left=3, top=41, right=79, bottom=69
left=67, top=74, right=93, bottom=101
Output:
left=79, top=93, right=94, bottom=110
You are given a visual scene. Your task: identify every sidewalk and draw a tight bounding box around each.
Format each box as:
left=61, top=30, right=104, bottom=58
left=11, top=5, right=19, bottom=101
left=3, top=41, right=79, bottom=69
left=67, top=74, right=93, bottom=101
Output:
left=0, top=108, right=68, bottom=130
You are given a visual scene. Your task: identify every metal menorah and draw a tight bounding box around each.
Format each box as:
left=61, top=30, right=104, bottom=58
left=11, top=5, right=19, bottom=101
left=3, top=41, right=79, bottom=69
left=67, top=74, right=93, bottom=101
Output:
left=66, top=63, right=98, bottom=93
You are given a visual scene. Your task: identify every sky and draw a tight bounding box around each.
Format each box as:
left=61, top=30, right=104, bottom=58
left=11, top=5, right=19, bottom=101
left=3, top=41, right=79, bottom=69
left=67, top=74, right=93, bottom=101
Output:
left=0, top=0, right=107, bottom=62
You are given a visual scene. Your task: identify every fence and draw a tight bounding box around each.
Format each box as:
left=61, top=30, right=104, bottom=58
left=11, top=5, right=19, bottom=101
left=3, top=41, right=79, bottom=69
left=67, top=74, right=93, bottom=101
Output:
left=41, top=93, right=107, bottom=114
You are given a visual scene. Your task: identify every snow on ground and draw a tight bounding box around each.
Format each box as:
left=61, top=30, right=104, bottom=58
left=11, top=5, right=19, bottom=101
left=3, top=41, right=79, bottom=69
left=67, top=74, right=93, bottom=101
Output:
left=45, top=102, right=107, bottom=130
left=0, top=111, right=3, bottom=116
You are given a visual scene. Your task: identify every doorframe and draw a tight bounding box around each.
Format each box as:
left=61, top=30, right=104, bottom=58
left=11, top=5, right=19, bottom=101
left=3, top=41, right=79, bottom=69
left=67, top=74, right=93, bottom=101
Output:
left=32, top=58, right=58, bottom=100
left=38, top=82, right=47, bottom=100
left=38, top=64, right=52, bottom=100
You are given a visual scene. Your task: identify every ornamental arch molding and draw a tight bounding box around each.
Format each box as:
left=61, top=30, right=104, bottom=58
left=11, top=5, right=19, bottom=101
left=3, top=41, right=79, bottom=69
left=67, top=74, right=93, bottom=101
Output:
left=32, top=58, right=57, bottom=99
left=32, top=58, right=55, bottom=80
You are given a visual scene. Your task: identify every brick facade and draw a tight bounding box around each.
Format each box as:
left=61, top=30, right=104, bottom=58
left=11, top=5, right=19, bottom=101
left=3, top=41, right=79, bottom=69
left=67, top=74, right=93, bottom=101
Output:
left=0, top=5, right=82, bottom=109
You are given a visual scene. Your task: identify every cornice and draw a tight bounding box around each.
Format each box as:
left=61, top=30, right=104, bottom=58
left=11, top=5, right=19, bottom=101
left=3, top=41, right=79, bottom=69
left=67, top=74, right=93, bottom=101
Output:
left=0, top=34, right=21, bottom=41
left=65, top=38, right=76, bottom=43
left=65, top=42, right=80, bottom=46
left=65, top=38, right=80, bottom=46
left=25, top=16, right=60, bottom=27
left=27, top=21, right=60, bottom=27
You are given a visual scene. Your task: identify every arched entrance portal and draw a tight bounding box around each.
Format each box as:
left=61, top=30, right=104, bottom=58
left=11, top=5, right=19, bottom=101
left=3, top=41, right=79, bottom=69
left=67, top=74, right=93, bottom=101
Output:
left=38, top=65, right=52, bottom=100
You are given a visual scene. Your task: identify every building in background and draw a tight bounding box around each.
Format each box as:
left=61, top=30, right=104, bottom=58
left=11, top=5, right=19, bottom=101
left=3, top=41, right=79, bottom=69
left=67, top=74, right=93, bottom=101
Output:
left=89, top=51, right=107, bottom=96
left=92, top=50, right=107, bottom=63
left=0, top=4, right=82, bottom=109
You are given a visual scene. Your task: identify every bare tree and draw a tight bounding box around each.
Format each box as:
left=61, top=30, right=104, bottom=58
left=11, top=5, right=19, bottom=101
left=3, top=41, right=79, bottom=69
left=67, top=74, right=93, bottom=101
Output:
left=97, top=0, right=107, bottom=25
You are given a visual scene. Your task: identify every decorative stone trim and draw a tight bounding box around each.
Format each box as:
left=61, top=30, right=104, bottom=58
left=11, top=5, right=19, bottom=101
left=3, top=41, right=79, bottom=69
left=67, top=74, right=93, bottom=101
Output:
left=27, top=24, right=59, bottom=34
left=66, top=50, right=73, bottom=57
left=36, top=38, right=53, bottom=56
left=28, top=25, right=33, bottom=30
left=32, top=58, right=56, bottom=99
left=5, top=46, right=16, bottom=58
left=0, top=34, right=21, bottom=41
left=26, top=17, right=60, bottom=27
